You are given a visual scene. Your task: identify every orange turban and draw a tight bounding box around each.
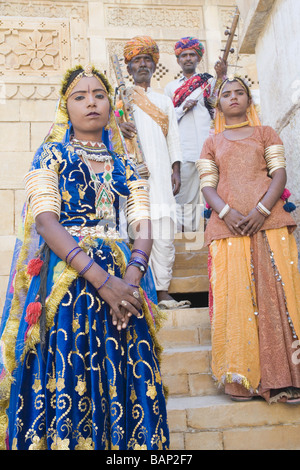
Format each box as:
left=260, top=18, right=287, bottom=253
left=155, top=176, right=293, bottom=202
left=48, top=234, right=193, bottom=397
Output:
left=124, top=36, right=160, bottom=65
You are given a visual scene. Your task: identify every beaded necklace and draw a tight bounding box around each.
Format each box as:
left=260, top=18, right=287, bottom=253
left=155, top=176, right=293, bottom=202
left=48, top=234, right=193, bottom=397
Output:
left=72, top=138, right=110, bottom=162
left=72, top=138, right=114, bottom=220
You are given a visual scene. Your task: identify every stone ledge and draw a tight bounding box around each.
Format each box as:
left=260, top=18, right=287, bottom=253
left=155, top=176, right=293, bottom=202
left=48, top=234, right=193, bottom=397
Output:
left=237, top=0, right=275, bottom=54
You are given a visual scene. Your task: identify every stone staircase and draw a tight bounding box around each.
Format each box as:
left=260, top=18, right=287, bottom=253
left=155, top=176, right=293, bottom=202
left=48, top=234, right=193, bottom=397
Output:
left=157, top=233, right=300, bottom=450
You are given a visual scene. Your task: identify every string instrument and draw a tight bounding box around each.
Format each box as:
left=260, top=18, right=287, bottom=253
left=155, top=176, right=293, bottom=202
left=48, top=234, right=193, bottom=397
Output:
left=110, top=54, right=149, bottom=179
left=222, top=6, right=240, bottom=62
left=186, top=6, right=240, bottom=108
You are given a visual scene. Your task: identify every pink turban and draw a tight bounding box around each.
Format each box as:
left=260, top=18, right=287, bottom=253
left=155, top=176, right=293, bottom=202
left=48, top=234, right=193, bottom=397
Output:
left=174, top=37, right=205, bottom=58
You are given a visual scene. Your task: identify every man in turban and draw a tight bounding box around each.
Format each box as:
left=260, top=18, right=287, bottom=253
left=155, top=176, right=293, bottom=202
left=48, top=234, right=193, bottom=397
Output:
left=165, top=37, right=227, bottom=232
left=119, top=36, right=191, bottom=310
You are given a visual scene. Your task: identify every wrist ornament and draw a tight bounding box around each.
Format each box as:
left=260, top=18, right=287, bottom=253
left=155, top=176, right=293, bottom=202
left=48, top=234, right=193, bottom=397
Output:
left=218, top=204, right=231, bottom=219
left=97, top=273, right=111, bottom=292
left=66, top=247, right=82, bottom=265
left=256, top=202, right=271, bottom=218
left=126, top=256, right=148, bottom=276
left=79, top=258, right=94, bottom=276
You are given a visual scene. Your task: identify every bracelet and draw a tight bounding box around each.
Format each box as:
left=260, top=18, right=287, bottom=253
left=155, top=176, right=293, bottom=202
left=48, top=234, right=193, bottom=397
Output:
left=256, top=202, right=271, bottom=217
left=128, top=283, right=139, bottom=288
left=131, top=249, right=149, bottom=262
left=79, top=258, right=94, bottom=276
left=67, top=247, right=83, bottom=265
left=97, top=273, right=111, bottom=291
left=130, top=255, right=148, bottom=267
left=66, top=246, right=80, bottom=263
left=126, top=260, right=147, bottom=275
left=218, top=204, right=231, bottom=219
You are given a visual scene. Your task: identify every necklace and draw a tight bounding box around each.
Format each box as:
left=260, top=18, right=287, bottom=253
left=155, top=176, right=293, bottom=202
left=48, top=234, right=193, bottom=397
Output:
left=72, top=138, right=111, bottom=162
left=224, top=120, right=250, bottom=130
left=72, top=138, right=115, bottom=220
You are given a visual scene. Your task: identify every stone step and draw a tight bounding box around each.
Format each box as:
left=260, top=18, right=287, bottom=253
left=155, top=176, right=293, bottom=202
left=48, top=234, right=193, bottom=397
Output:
left=161, top=345, right=211, bottom=377
left=158, top=324, right=211, bottom=348
left=158, top=307, right=211, bottom=349
left=160, top=307, right=210, bottom=331
left=169, top=275, right=209, bottom=293
left=167, top=394, right=300, bottom=450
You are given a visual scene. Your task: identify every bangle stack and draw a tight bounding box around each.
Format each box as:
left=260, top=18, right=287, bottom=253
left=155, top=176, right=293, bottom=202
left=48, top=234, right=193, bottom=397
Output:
left=65, top=247, right=95, bottom=276
left=196, top=159, right=219, bottom=191
left=126, top=249, right=149, bottom=276
left=256, top=202, right=271, bottom=218
left=66, top=247, right=82, bottom=264
left=218, top=204, right=231, bottom=219
left=24, top=168, right=61, bottom=219
left=79, top=258, right=94, bottom=276
left=264, top=145, right=286, bottom=176
left=126, top=180, right=151, bottom=227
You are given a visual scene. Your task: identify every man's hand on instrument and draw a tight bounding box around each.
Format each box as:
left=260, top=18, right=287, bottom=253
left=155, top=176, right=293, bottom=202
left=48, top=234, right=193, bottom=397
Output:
left=214, top=56, right=228, bottom=79
left=183, top=99, right=197, bottom=113
left=119, top=122, right=137, bottom=139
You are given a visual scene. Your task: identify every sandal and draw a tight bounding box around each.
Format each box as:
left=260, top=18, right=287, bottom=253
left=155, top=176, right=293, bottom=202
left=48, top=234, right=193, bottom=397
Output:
left=230, top=395, right=253, bottom=402
left=157, top=299, right=191, bottom=310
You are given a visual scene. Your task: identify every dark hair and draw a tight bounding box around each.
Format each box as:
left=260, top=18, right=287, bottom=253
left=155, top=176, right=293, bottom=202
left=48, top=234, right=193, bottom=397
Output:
left=60, top=65, right=113, bottom=98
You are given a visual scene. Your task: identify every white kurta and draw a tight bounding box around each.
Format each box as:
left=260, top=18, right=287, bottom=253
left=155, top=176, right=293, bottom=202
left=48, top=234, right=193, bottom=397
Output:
left=164, top=74, right=215, bottom=163
left=165, top=75, right=215, bottom=231
left=132, top=87, right=182, bottom=223
left=131, top=87, right=182, bottom=291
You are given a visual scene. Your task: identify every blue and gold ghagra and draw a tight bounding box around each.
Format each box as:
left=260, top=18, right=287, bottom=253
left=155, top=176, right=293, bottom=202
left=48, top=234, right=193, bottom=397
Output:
left=0, top=141, right=169, bottom=450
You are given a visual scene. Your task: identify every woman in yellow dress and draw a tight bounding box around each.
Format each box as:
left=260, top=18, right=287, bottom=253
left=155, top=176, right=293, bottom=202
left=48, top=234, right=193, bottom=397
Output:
left=197, top=77, right=300, bottom=403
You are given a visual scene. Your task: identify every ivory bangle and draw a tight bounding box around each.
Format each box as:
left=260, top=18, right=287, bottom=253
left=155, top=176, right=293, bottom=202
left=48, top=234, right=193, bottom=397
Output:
left=256, top=202, right=271, bottom=217
left=218, top=204, right=231, bottom=219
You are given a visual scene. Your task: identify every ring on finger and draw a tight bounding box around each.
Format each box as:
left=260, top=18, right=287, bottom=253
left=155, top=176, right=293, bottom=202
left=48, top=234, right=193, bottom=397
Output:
left=121, top=300, right=128, bottom=307
left=132, top=290, right=140, bottom=299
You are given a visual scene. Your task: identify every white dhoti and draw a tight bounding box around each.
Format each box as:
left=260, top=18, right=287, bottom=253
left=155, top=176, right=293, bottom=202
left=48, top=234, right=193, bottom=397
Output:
left=149, top=217, right=176, bottom=292
left=175, top=161, right=201, bottom=232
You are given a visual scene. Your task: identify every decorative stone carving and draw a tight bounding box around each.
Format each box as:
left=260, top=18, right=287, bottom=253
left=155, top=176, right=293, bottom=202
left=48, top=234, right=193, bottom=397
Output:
left=0, top=1, right=88, bottom=79
left=105, top=5, right=204, bottom=29
left=0, top=19, right=70, bottom=75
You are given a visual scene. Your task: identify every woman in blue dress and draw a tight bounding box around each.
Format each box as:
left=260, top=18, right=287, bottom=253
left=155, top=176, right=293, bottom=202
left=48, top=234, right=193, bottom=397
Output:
left=0, top=65, right=169, bottom=450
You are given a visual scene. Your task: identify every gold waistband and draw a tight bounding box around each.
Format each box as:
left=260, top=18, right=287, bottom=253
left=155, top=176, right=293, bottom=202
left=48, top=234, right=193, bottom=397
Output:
left=64, top=224, right=121, bottom=239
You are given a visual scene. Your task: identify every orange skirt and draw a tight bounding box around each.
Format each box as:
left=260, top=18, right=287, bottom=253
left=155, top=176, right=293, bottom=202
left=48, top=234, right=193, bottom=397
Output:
left=209, top=227, right=300, bottom=402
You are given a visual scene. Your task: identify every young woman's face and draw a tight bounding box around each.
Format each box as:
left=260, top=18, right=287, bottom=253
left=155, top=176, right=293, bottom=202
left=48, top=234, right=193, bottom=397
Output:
left=66, top=76, right=110, bottom=139
left=218, top=80, right=250, bottom=118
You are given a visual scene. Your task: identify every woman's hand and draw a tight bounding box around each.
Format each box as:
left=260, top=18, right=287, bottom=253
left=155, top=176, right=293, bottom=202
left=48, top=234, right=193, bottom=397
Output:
left=99, top=274, right=142, bottom=330
left=237, top=208, right=266, bottom=236
left=223, top=208, right=246, bottom=236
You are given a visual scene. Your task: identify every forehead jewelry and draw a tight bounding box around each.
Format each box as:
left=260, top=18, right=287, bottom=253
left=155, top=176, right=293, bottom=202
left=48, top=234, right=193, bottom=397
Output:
left=64, top=65, right=106, bottom=100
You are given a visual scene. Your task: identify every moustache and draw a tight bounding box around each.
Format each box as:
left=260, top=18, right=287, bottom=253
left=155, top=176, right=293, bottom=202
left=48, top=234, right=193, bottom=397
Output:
left=137, top=67, right=151, bottom=73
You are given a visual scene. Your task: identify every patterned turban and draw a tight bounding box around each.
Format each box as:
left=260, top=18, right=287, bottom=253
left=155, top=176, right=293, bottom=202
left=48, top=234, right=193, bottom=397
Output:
left=123, top=36, right=160, bottom=65
left=174, top=37, right=205, bottom=58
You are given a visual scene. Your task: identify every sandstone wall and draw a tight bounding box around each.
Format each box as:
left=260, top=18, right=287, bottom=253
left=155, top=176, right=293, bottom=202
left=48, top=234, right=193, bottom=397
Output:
left=0, top=0, right=257, bottom=313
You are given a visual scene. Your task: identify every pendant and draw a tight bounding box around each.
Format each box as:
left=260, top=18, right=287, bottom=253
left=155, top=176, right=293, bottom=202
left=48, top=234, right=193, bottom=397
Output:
left=95, top=160, right=114, bottom=219
left=95, top=183, right=114, bottom=219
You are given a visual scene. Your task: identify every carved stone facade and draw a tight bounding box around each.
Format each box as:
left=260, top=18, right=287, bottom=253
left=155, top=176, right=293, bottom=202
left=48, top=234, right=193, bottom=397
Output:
left=0, top=0, right=258, bottom=312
